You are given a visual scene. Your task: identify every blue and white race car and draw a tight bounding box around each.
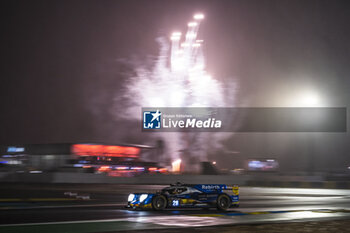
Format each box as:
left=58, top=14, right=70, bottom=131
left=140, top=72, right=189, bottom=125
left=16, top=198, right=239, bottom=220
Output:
left=126, top=182, right=239, bottom=211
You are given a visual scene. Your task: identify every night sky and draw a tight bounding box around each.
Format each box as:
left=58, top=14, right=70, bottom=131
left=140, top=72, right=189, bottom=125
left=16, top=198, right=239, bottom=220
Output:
left=1, top=0, right=349, bottom=171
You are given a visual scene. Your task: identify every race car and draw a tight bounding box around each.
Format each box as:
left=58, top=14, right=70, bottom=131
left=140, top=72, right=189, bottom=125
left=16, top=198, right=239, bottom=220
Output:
left=126, top=182, right=239, bottom=210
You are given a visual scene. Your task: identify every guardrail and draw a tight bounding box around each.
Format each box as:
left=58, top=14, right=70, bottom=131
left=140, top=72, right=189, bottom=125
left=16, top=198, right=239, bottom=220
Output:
left=0, top=172, right=349, bottom=189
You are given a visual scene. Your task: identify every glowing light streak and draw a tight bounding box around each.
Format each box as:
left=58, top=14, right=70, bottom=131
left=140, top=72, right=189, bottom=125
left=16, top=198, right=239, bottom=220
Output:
left=193, top=14, right=205, bottom=20
left=188, top=22, right=198, bottom=27
left=172, top=32, right=182, bottom=36
left=172, top=159, right=182, bottom=173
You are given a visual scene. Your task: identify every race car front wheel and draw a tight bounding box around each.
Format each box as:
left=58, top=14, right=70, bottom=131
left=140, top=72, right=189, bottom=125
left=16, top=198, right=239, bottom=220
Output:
left=217, top=194, right=231, bottom=211
left=152, top=195, right=167, bottom=210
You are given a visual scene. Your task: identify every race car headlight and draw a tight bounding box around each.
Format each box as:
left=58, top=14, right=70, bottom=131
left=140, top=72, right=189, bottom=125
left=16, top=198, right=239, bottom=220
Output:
left=128, top=194, right=135, bottom=202
left=139, top=194, right=148, bottom=202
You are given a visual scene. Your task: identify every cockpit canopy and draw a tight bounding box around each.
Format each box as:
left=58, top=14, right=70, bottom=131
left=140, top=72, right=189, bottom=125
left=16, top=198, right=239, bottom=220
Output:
left=161, top=186, right=201, bottom=195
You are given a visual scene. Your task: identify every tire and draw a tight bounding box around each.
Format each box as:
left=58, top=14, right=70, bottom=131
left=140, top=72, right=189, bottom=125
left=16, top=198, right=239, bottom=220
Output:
left=216, top=194, right=231, bottom=211
left=152, top=195, right=167, bottom=210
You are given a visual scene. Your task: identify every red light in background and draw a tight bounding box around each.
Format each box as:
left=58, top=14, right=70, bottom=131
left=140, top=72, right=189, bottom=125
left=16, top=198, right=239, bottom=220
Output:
left=116, top=166, right=129, bottom=170
left=104, top=145, right=123, bottom=156
left=72, top=144, right=103, bottom=156
left=158, top=168, right=167, bottom=173
left=98, top=166, right=111, bottom=172
left=71, top=144, right=140, bottom=158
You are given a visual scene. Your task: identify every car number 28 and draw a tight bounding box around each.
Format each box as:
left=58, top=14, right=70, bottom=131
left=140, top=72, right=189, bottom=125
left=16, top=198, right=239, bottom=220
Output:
left=172, top=199, right=179, bottom=206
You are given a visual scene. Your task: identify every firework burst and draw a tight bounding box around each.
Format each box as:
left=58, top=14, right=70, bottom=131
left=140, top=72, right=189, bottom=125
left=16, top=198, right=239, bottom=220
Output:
left=119, top=13, right=237, bottom=172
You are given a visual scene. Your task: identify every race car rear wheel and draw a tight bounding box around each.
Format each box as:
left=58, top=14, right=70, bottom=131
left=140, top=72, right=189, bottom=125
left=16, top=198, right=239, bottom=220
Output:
left=217, top=194, right=231, bottom=211
left=152, top=195, right=167, bottom=210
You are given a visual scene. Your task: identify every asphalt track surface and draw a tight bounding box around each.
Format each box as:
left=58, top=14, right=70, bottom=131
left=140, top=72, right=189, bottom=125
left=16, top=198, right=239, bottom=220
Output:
left=1, top=185, right=350, bottom=232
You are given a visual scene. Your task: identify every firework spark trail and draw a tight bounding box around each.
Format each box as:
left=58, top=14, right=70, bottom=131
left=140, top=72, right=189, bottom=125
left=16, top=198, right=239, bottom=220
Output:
left=121, top=14, right=237, bottom=171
